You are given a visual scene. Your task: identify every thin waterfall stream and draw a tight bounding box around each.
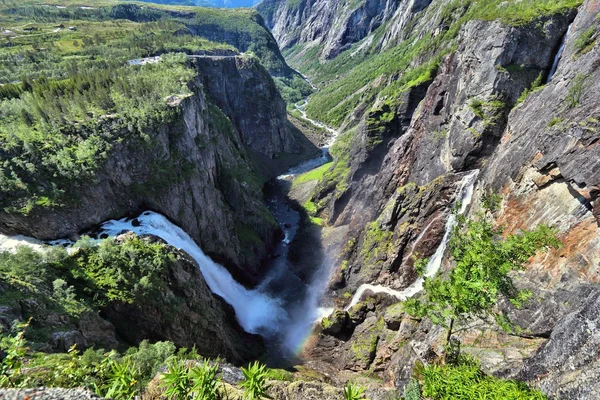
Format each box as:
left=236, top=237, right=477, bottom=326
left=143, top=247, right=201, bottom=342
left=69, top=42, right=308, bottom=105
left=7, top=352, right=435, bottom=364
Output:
left=547, top=23, right=573, bottom=83
left=345, top=170, right=480, bottom=310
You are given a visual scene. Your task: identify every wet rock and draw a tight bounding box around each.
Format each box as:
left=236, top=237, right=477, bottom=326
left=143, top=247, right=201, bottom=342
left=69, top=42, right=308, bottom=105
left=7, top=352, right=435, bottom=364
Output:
left=131, top=218, right=141, bottom=227
left=321, top=309, right=349, bottom=336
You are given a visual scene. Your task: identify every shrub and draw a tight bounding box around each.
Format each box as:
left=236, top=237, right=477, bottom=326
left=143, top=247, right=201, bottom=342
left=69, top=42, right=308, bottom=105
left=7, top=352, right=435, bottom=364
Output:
left=161, top=358, right=193, bottom=399
left=343, top=382, right=366, bottom=400
left=404, top=379, right=421, bottom=400
left=0, top=320, right=30, bottom=388
left=516, top=72, right=544, bottom=105
left=405, top=211, right=560, bottom=344
left=190, top=360, right=221, bottom=400
left=565, top=73, right=586, bottom=108
left=420, top=356, right=547, bottom=399
left=102, top=359, right=140, bottom=400
left=240, top=361, right=271, bottom=400
left=573, top=27, right=596, bottom=55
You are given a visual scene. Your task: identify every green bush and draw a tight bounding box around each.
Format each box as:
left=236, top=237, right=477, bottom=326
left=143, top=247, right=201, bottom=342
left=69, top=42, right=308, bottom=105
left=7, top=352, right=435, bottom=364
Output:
left=190, top=360, right=222, bottom=400
left=405, top=211, right=561, bottom=342
left=420, top=356, right=547, bottom=399
left=573, top=27, right=596, bottom=55
left=343, top=382, right=366, bottom=400
left=565, top=73, right=587, bottom=108
left=516, top=72, right=544, bottom=105
left=0, top=236, right=175, bottom=321
left=161, top=358, right=193, bottom=399
left=240, top=361, right=271, bottom=400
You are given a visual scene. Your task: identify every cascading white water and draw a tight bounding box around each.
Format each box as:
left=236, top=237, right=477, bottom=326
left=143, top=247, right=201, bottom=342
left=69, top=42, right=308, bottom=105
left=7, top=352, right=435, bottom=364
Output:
left=95, top=212, right=287, bottom=336
left=0, top=233, right=43, bottom=252
left=547, top=23, right=573, bottom=83
left=345, top=169, right=480, bottom=310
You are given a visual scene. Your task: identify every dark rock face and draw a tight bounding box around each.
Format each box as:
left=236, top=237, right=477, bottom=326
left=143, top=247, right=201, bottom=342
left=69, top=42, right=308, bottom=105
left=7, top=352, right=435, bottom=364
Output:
left=193, top=56, right=317, bottom=162
left=0, top=58, right=317, bottom=285
left=519, top=288, right=600, bottom=399
left=102, top=245, right=264, bottom=364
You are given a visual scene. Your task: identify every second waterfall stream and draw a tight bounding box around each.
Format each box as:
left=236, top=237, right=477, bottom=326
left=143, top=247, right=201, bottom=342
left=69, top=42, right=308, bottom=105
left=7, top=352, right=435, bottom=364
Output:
left=344, top=169, right=480, bottom=310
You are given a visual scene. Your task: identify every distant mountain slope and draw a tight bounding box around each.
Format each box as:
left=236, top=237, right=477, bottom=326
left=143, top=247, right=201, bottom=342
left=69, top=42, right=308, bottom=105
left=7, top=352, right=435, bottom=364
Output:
left=134, top=0, right=262, bottom=8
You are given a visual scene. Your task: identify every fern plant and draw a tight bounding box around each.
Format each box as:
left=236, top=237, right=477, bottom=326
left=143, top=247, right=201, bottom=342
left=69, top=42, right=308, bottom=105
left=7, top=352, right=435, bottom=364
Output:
left=161, top=358, right=193, bottom=399
left=343, top=382, right=366, bottom=400
left=102, top=359, right=139, bottom=400
left=190, top=360, right=221, bottom=400
left=240, top=361, right=271, bottom=400
left=0, top=319, right=30, bottom=388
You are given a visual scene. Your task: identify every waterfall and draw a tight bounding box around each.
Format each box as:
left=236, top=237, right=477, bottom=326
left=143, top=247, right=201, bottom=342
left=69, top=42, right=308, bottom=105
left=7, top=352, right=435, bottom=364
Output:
left=345, top=170, right=480, bottom=310
left=95, top=212, right=287, bottom=337
left=547, top=23, right=573, bottom=83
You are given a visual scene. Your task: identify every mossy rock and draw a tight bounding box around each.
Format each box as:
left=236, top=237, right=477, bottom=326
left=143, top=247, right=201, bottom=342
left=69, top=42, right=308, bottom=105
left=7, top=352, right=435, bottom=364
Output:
left=321, top=309, right=349, bottom=336
left=383, top=302, right=405, bottom=331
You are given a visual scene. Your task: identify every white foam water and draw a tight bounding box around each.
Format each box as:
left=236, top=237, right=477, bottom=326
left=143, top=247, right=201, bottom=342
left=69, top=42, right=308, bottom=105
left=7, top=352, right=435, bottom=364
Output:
left=345, top=170, right=480, bottom=310
left=547, top=23, right=573, bottom=83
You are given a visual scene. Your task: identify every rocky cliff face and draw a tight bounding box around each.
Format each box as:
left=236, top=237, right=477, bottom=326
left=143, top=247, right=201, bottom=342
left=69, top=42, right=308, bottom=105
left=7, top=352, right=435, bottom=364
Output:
left=266, top=0, right=600, bottom=397
left=194, top=56, right=315, bottom=162
left=103, top=235, right=264, bottom=364
left=257, top=0, right=430, bottom=59
left=0, top=57, right=317, bottom=285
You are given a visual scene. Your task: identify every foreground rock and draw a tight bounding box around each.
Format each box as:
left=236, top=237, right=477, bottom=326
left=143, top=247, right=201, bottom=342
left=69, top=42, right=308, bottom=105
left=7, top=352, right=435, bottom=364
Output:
left=0, top=388, right=101, bottom=400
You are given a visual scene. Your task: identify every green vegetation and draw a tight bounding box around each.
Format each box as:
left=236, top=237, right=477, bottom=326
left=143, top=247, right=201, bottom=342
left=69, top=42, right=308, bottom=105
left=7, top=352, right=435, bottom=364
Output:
left=343, top=382, right=366, bottom=400
left=547, top=117, right=564, bottom=128
left=297, top=0, right=581, bottom=128
left=1, top=320, right=275, bottom=398
left=418, top=356, right=547, bottom=399
left=0, top=236, right=175, bottom=324
left=0, top=0, right=302, bottom=213
left=240, top=361, right=271, bottom=399
left=404, top=379, right=421, bottom=400
left=292, top=162, right=334, bottom=187
left=361, top=221, right=393, bottom=262
left=565, top=73, right=587, bottom=108
left=317, top=128, right=355, bottom=195
left=573, top=26, right=596, bottom=55
left=405, top=209, right=560, bottom=343
left=161, top=358, right=223, bottom=400
left=274, top=74, right=314, bottom=105
left=516, top=72, right=544, bottom=105
left=1, top=318, right=179, bottom=394
left=468, top=96, right=506, bottom=126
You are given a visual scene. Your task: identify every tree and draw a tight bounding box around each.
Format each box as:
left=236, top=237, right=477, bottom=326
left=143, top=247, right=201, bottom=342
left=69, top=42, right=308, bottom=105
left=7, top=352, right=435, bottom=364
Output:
left=405, top=211, right=561, bottom=346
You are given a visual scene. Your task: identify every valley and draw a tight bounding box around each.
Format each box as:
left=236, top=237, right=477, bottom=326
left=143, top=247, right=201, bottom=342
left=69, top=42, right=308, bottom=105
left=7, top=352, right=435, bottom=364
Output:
left=1, top=0, right=599, bottom=399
